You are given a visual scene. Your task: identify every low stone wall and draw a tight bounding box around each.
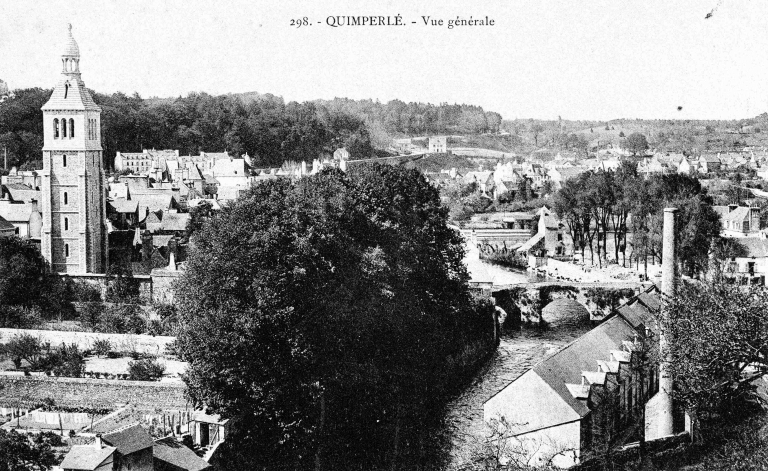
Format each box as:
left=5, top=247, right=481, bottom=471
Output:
left=0, top=328, right=174, bottom=355
left=59, top=270, right=182, bottom=305
left=0, top=374, right=188, bottom=409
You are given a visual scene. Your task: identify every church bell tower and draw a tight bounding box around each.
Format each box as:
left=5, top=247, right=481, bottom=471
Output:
left=41, top=24, right=107, bottom=273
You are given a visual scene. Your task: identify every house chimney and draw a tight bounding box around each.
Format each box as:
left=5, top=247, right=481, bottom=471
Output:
left=94, top=434, right=103, bottom=449
left=657, top=207, right=678, bottom=438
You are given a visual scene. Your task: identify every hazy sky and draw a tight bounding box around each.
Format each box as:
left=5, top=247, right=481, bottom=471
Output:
left=2, top=0, right=768, bottom=120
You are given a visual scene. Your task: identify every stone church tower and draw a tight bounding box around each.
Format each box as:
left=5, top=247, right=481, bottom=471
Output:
left=40, top=24, right=107, bottom=273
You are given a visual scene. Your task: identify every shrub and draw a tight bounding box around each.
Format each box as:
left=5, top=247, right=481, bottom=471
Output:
left=42, top=344, right=85, bottom=377
left=127, top=357, right=166, bottom=381
left=92, top=339, right=112, bottom=357
left=69, top=280, right=102, bottom=302
left=0, top=305, right=42, bottom=329
left=80, top=303, right=104, bottom=331
left=5, top=333, right=46, bottom=369
left=153, top=303, right=179, bottom=336
left=97, top=304, right=146, bottom=334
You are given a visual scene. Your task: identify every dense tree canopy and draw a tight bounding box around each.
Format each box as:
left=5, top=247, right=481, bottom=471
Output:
left=176, top=164, right=493, bottom=469
left=553, top=168, right=722, bottom=276
left=0, top=429, right=60, bottom=471
left=0, top=89, right=504, bottom=170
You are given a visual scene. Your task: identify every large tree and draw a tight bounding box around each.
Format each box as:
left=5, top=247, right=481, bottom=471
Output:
left=177, top=164, right=491, bottom=469
left=624, top=132, right=649, bottom=156
left=0, top=429, right=60, bottom=471
left=663, top=280, right=768, bottom=433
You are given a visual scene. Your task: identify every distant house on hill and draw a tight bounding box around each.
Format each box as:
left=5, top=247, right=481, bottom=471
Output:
left=677, top=157, right=694, bottom=175
left=429, top=136, right=448, bottom=154
left=698, top=154, right=722, bottom=174
left=547, top=167, right=585, bottom=189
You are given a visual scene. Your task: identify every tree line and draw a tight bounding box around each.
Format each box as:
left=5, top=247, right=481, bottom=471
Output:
left=0, top=89, right=505, bottom=171
left=552, top=164, right=723, bottom=277
left=176, top=163, right=495, bottom=469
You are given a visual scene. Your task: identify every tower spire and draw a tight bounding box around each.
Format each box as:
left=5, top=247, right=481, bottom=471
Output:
left=61, top=23, right=81, bottom=75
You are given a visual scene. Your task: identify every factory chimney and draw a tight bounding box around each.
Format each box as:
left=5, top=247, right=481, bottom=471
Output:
left=657, top=207, right=678, bottom=437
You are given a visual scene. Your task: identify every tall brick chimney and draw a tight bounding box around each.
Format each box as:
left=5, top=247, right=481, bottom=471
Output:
left=657, top=207, right=677, bottom=437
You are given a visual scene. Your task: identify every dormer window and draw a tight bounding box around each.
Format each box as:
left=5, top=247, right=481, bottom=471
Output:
left=54, top=119, right=60, bottom=139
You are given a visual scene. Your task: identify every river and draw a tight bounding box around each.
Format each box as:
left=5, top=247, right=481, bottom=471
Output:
left=444, top=322, right=592, bottom=469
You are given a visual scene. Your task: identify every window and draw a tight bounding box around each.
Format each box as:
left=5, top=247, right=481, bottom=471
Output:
left=64, top=218, right=69, bottom=231
left=63, top=155, right=67, bottom=167
left=54, top=119, right=60, bottom=138
left=62, top=119, right=67, bottom=138
left=14, top=227, right=18, bottom=235
left=64, top=192, right=68, bottom=205
left=69, top=119, right=75, bottom=138
left=65, top=244, right=69, bottom=258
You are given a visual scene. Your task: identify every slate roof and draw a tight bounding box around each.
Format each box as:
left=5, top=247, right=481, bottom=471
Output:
left=4, top=183, right=40, bottom=202
left=722, top=206, right=751, bottom=223
left=160, top=213, right=190, bottom=232
left=41, top=73, right=101, bottom=112
left=59, top=445, right=115, bottom=470
left=202, top=152, right=230, bottom=160
left=102, top=423, right=154, bottom=456
left=0, top=202, right=36, bottom=222
left=131, top=191, right=175, bottom=213
left=152, top=235, right=174, bottom=248
left=0, top=216, right=15, bottom=232
left=554, top=167, right=586, bottom=180
left=154, top=437, right=211, bottom=471
left=145, top=212, right=162, bottom=232
left=109, top=199, right=138, bottom=214
left=739, top=237, right=768, bottom=258
left=531, top=315, right=636, bottom=418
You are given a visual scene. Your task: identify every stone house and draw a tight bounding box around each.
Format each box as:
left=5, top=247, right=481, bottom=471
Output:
left=698, top=154, right=722, bottom=174
left=428, top=136, right=447, bottom=153
left=0, top=199, right=42, bottom=239
left=713, top=205, right=761, bottom=237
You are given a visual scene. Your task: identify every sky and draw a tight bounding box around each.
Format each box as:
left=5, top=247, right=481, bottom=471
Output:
left=2, top=0, right=768, bottom=121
